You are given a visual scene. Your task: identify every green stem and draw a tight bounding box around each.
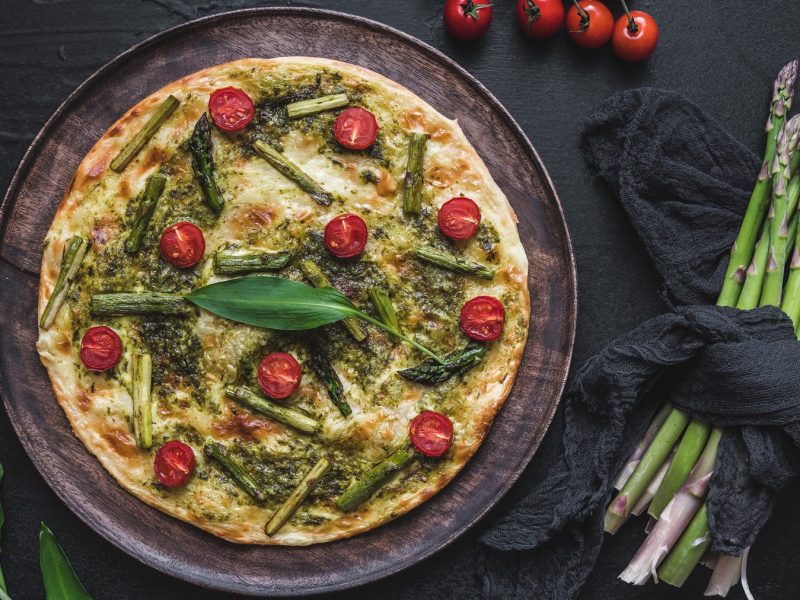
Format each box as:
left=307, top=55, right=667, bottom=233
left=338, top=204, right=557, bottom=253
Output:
left=90, top=292, right=189, bottom=316
left=213, top=248, right=291, bottom=275
left=736, top=218, right=772, bottom=309
left=252, top=140, right=333, bottom=206
left=225, top=386, right=318, bottom=434
left=656, top=502, right=711, bottom=587
left=299, top=259, right=367, bottom=341
left=130, top=353, right=153, bottom=449
left=124, top=173, right=167, bottom=254
left=368, top=287, right=401, bottom=339
left=356, top=312, right=445, bottom=364
left=336, top=446, right=416, bottom=512
left=40, top=236, right=89, bottom=329
left=414, top=246, right=494, bottom=280
left=110, top=95, right=179, bottom=173
left=402, top=133, right=428, bottom=214
left=286, top=94, right=348, bottom=119
left=265, top=456, right=331, bottom=536
left=190, top=114, right=225, bottom=213
left=203, top=442, right=266, bottom=502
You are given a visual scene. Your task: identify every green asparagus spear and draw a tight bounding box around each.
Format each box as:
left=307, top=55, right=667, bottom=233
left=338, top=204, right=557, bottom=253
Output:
left=124, top=173, right=167, bottom=254
left=252, top=140, right=333, bottom=206
left=398, top=342, right=485, bottom=385
left=213, top=247, right=291, bottom=275
left=225, top=386, right=318, bottom=434
left=299, top=259, right=367, bottom=341
left=40, top=236, right=89, bottom=329
left=309, top=343, right=351, bottom=417
left=90, top=292, right=189, bottom=316
left=336, top=446, right=416, bottom=512
left=265, top=455, right=331, bottom=536
left=190, top=114, right=225, bottom=213
left=130, top=353, right=153, bottom=449
left=367, top=287, right=401, bottom=339
left=286, top=93, right=348, bottom=119
left=203, top=443, right=266, bottom=502
left=110, top=95, right=179, bottom=173
left=782, top=216, right=800, bottom=327
left=656, top=503, right=711, bottom=587
left=414, top=246, right=494, bottom=280
left=402, top=133, right=428, bottom=214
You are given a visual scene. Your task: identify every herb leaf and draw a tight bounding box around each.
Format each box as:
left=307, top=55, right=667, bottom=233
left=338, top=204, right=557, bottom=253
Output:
left=39, top=522, right=92, bottom=600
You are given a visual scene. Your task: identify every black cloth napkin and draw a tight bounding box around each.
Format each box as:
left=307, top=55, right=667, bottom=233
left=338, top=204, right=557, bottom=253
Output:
left=478, top=88, right=800, bottom=599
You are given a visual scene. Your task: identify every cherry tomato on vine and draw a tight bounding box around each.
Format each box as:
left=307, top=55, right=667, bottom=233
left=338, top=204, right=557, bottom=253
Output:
left=79, top=326, right=122, bottom=371
left=612, top=10, right=659, bottom=61
left=410, top=410, right=454, bottom=457
left=324, top=213, right=369, bottom=258
left=460, top=296, right=505, bottom=341
left=516, top=0, right=564, bottom=39
left=208, top=87, right=254, bottom=131
left=258, top=352, right=302, bottom=399
left=159, top=221, right=206, bottom=268
left=443, top=0, right=493, bottom=41
left=566, top=0, right=614, bottom=49
left=333, top=107, right=379, bottom=150
left=438, top=197, right=482, bottom=241
left=154, top=441, right=196, bottom=488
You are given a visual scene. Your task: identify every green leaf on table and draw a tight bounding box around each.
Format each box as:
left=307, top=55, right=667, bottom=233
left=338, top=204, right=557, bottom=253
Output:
left=39, top=522, right=92, bottom=600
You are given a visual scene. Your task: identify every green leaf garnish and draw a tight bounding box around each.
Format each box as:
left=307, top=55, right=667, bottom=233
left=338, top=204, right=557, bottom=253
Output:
left=39, top=522, right=92, bottom=600
left=186, top=276, right=445, bottom=364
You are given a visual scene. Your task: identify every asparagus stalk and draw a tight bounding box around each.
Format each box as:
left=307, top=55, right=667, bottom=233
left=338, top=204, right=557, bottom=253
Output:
left=717, top=60, right=797, bottom=306
left=130, top=353, right=153, bottom=449
left=782, top=220, right=800, bottom=327
left=124, top=173, right=167, bottom=254
left=252, top=140, right=333, bottom=206
left=705, top=553, right=745, bottom=597
left=631, top=449, right=675, bottom=517
left=657, top=502, right=711, bottom=587
left=265, top=455, right=331, bottom=536
left=40, top=236, right=89, bottom=329
left=397, top=342, right=485, bottom=385
left=402, top=133, right=428, bottom=214
left=286, top=93, right=348, bottom=119
left=190, top=114, right=225, bottom=213
left=648, top=419, right=712, bottom=519
left=90, top=292, right=188, bottom=316
left=309, top=344, right=351, bottom=417
left=299, top=259, right=367, bottom=341
left=203, top=442, right=266, bottom=502
left=213, top=247, right=291, bottom=275
left=614, top=402, right=673, bottom=490
left=225, top=385, right=318, bottom=434
left=414, top=246, right=494, bottom=280
left=604, top=409, right=690, bottom=534
left=619, top=428, right=721, bottom=584
left=336, top=446, right=416, bottom=512
left=110, top=95, right=179, bottom=173
left=368, top=287, right=401, bottom=339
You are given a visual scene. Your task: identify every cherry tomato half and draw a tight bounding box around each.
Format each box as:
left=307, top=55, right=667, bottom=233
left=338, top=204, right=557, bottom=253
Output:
left=460, top=296, right=505, bottom=341
left=438, top=197, right=482, bottom=241
left=208, top=87, right=254, bottom=132
left=258, top=352, right=302, bottom=399
left=410, top=411, right=454, bottom=458
left=154, top=440, right=196, bottom=488
left=79, top=326, right=123, bottom=371
left=444, top=0, right=493, bottom=41
left=566, top=0, right=614, bottom=49
left=159, top=221, right=206, bottom=268
left=333, top=107, right=379, bottom=150
left=612, top=11, right=659, bottom=62
left=324, top=214, right=368, bottom=258
left=517, top=0, right=565, bottom=39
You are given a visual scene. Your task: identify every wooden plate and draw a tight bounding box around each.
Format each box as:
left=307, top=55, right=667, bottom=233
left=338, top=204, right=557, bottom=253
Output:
left=0, top=8, right=576, bottom=596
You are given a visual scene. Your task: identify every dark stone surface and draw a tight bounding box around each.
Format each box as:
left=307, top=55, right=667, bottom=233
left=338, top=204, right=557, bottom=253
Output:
left=0, top=1, right=797, bottom=598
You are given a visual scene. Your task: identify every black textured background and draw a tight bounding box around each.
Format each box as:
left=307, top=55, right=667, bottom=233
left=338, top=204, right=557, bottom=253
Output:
left=1, top=1, right=799, bottom=599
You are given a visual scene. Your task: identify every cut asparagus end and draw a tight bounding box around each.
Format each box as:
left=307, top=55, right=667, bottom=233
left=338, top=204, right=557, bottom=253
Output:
left=130, top=353, right=153, bottom=449
left=336, top=446, right=415, bottom=512
left=286, top=93, right=348, bottom=119
left=299, top=259, right=367, bottom=341
left=110, top=95, right=179, bottom=173
left=213, top=248, right=291, bottom=275
left=414, top=246, right=494, bottom=280
left=225, top=385, right=318, bottom=434
left=657, top=503, right=711, bottom=588
left=632, top=449, right=675, bottom=516
left=203, top=442, right=266, bottom=502
left=252, top=140, right=333, bottom=206
left=703, top=552, right=746, bottom=597
left=190, top=114, right=225, bottom=213
left=90, top=292, right=189, bottom=316
left=124, top=173, right=167, bottom=254
left=402, top=133, right=428, bottom=214
left=613, top=402, right=674, bottom=490
left=367, top=286, right=401, bottom=339
left=266, top=455, right=331, bottom=536
left=604, top=495, right=629, bottom=535
left=40, top=236, right=89, bottom=329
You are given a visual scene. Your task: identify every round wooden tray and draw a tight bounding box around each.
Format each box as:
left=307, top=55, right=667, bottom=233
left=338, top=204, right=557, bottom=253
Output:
left=0, top=8, right=576, bottom=596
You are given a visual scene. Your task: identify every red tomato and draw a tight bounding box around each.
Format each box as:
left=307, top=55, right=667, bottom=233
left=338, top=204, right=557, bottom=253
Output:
left=258, top=352, right=302, bottom=399
left=612, top=11, right=659, bottom=62
left=154, top=441, right=196, bottom=488
left=410, top=411, right=454, bottom=458
left=79, top=326, right=122, bottom=371
left=333, top=107, right=379, bottom=150
left=566, top=0, right=614, bottom=48
left=460, top=296, right=505, bottom=341
left=517, top=0, right=565, bottom=39
left=208, top=87, right=254, bottom=131
left=438, top=197, right=482, bottom=241
left=159, top=221, right=205, bottom=268
left=443, top=0, right=493, bottom=41
left=324, top=214, right=368, bottom=258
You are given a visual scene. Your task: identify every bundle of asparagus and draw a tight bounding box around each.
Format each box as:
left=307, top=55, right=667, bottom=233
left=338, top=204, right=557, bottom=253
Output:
left=604, top=59, right=800, bottom=596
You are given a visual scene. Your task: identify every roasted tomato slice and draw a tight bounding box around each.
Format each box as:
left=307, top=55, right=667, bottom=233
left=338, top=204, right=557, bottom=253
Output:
left=333, top=107, right=379, bottom=150
left=324, top=213, right=369, bottom=258
left=154, top=440, right=196, bottom=488
left=159, top=221, right=206, bottom=268
left=208, top=87, right=254, bottom=131
left=438, top=197, right=482, bottom=240
left=460, top=296, right=505, bottom=341
left=410, top=410, right=454, bottom=457
left=258, top=352, right=302, bottom=399
left=79, top=326, right=122, bottom=371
